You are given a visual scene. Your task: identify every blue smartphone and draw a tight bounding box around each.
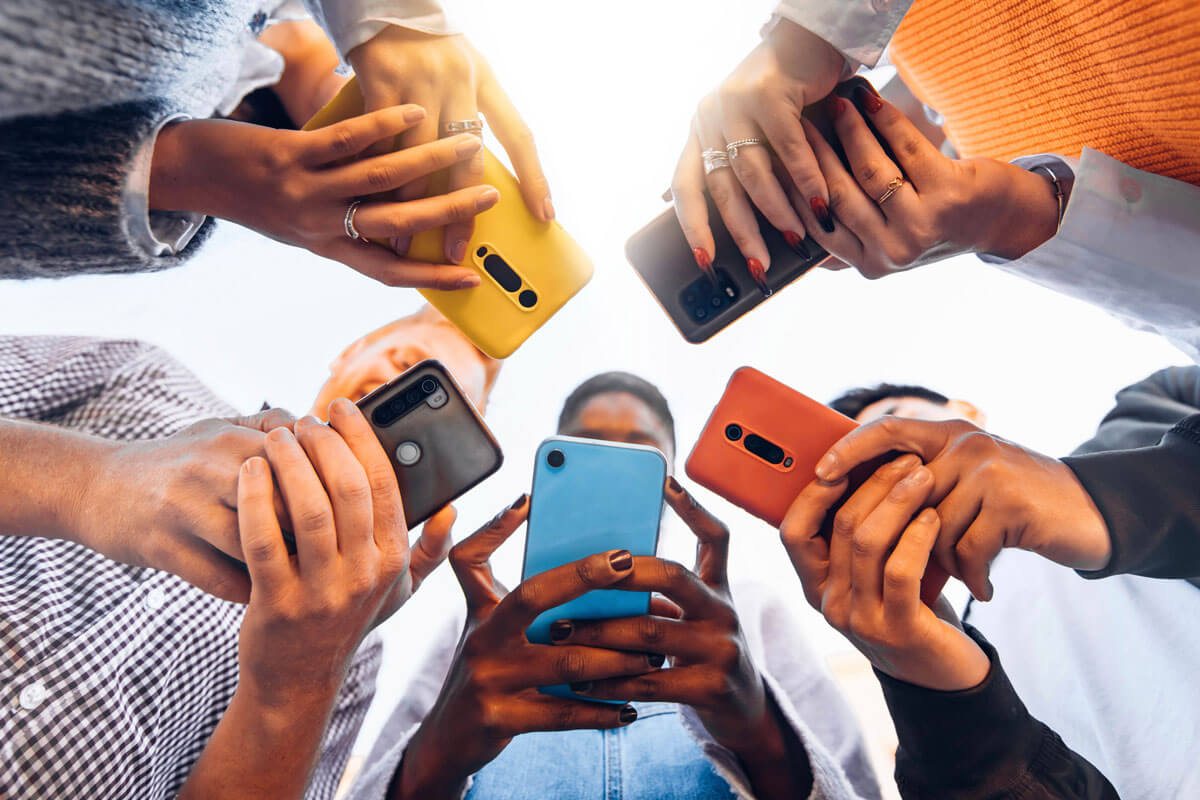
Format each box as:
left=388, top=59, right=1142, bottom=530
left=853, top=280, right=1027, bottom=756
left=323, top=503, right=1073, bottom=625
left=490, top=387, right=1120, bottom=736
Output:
left=522, top=436, right=668, bottom=700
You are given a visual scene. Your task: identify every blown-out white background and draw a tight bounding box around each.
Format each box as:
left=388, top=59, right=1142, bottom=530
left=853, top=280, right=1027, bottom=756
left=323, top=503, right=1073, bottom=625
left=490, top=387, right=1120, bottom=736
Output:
left=0, top=0, right=1186, bottom=791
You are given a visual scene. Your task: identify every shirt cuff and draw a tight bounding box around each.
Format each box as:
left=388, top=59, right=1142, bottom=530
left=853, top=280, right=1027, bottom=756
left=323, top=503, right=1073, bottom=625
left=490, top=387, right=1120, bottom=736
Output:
left=770, top=0, right=912, bottom=68
left=122, top=114, right=208, bottom=259
left=313, top=0, right=460, bottom=65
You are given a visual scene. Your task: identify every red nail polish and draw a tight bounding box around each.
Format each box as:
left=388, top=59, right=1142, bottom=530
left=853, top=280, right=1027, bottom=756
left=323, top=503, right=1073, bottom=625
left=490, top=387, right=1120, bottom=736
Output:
left=827, top=96, right=847, bottom=120
left=746, top=258, right=771, bottom=297
left=810, top=198, right=835, bottom=233
left=783, top=231, right=812, bottom=260
left=855, top=85, right=883, bottom=114
left=693, top=247, right=717, bottom=284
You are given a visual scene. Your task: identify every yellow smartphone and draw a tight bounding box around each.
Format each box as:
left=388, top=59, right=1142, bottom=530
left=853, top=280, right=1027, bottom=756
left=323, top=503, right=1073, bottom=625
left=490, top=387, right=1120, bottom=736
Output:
left=303, top=79, right=593, bottom=359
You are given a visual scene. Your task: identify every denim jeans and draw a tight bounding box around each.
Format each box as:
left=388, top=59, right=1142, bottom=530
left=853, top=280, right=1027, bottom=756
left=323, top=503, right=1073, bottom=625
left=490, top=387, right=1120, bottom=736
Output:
left=467, top=702, right=736, bottom=799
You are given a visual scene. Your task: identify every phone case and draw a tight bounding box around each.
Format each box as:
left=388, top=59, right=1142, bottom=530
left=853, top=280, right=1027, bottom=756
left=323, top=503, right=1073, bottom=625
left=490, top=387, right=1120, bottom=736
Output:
left=356, top=360, right=502, bottom=527
left=522, top=436, right=667, bottom=700
left=624, top=77, right=884, bottom=345
left=304, top=79, right=594, bottom=359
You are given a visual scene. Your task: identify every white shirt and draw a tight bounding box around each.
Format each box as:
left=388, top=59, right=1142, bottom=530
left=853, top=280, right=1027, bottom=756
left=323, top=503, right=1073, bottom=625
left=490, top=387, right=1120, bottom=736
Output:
left=772, top=0, right=1200, bottom=361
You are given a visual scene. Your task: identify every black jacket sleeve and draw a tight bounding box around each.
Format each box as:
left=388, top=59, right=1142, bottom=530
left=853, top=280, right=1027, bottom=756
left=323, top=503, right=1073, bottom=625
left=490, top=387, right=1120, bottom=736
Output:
left=879, top=625, right=1119, bottom=800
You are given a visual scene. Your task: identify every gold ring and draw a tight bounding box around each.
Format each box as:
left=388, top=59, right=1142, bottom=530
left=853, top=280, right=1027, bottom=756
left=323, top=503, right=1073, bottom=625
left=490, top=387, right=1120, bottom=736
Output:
left=876, top=176, right=906, bottom=205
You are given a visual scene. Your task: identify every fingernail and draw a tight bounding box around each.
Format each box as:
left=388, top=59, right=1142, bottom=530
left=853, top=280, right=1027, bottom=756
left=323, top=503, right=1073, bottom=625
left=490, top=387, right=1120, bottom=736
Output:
left=810, top=198, right=835, bottom=233
left=855, top=85, right=883, bottom=114
left=646, top=653, right=666, bottom=668
left=903, top=466, right=931, bottom=486
left=543, top=196, right=556, bottom=221
left=455, top=136, right=483, bottom=158
left=609, top=550, right=633, bottom=571
left=569, top=681, right=593, bottom=693
left=918, top=507, right=939, bottom=525
left=783, top=231, right=811, bottom=260
left=746, top=258, right=771, bottom=297
left=666, top=475, right=683, bottom=494
left=619, top=705, right=638, bottom=724
left=827, top=96, right=847, bottom=120
left=452, top=274, right=482, bottom=290
left=815, top=452, right=838, bottom=480
left=549, top=620, right=573, bottom=642
left=893, top=454, right=921, bottom=473
left=243, top=457, right=264, bottom=475
left=403, top=106, right=426, bottom=123
left=450, top=239, right=468, bottom=264
left=267, top=427, right=294, bottom=443
left=330, top=397, right=355, bottom=418
left=693, top=247, right=717, bottom=285
left=509, top=493, right=528, bottom=511
left=476, top=188, right=501, bottom=211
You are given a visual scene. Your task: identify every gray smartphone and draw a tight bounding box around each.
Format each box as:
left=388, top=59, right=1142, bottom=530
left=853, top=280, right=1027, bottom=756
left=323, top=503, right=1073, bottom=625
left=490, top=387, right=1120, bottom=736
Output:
left=356, top=360, right=503, bottom=527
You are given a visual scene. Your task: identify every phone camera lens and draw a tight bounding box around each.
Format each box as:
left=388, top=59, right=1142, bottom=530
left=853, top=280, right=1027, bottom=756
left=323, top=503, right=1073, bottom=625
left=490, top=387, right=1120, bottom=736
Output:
left=476, top=246, right=488, bottom=258
left=405, top=388, right=420, bottom=403
left=420, top=378, right=437, bottom=394
left=725, top=424, right=743, bottom=441
left=783, top=456, right=794, bottom=468
left=695, top=308, right=708, bottom=320
left=518, top=289, right=538, bottom=308
left=546, top=449, right=565, bottom=468
left=710, top=296, right=723, bottom=308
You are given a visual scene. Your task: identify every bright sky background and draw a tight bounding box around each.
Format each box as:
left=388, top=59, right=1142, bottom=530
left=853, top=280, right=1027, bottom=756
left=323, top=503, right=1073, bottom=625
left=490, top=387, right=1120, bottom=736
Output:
left=0, top=0, right=1189, bottom=787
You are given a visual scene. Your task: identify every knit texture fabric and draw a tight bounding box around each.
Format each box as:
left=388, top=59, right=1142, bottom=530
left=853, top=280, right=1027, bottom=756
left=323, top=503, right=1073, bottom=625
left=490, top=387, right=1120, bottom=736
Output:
left=889, top=0, right=1200, bottom=186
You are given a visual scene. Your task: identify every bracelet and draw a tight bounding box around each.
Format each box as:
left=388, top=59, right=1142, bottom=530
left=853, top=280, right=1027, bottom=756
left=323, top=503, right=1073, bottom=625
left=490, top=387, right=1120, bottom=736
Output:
left=1031, top=164, right=1066, bottom=232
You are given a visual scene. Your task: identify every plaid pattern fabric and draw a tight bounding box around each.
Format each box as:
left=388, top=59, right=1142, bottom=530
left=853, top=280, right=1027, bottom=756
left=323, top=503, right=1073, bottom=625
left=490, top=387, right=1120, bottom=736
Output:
left=0, top=335, right=381, bottom=799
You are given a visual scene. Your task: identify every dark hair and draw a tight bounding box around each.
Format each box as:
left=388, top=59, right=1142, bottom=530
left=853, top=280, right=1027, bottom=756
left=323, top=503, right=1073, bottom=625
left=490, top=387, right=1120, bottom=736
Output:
left=829, top=383, right=950, bottom=421
left=557, top=372, right=675, bottom=451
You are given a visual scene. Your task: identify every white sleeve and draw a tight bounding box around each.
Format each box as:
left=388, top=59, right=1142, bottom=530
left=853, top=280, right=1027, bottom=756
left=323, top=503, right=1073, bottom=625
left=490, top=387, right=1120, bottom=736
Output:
left=303, top=0, right=460, bottom=64
left=770, top=0, right=914, bottom=67
left=122, top=114, right=207, bottom=259
left=991, top=147, right=1200, bottom=362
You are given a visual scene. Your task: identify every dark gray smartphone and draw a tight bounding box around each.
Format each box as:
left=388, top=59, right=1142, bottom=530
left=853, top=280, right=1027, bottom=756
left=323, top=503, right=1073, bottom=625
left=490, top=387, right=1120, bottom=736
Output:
left=625, top=77, right=884, bottom=344
left=356, top=360, right=502, bottom=527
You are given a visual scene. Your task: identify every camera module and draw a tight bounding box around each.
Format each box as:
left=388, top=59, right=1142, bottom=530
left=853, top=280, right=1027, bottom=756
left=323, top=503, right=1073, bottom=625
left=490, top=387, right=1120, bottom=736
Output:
left=724, top=424, right=743, bottom=441
left=546, top=449, right=566, bottom=468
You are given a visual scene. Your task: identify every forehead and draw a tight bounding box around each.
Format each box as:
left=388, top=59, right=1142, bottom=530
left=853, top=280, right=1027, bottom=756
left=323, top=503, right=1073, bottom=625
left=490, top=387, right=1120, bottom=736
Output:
left=566, top=391, right=670, bottom=438
left=856, top=396, right=957, bottom=423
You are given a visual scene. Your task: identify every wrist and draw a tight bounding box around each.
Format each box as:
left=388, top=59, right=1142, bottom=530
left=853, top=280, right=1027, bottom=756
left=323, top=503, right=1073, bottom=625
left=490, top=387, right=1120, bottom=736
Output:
left=67, top=437, right=125, bottom=551
left=977, top=161, right=1060, bottom=260
left=879, top=634, right=991, bottom=692
left=395, top=723, right=472, bottom=800
left=148, top=120, right=232, bottom=218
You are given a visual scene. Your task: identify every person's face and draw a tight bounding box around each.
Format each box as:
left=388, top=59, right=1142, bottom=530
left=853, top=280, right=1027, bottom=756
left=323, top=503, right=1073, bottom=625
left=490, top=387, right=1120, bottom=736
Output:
left=559, top=391, right=675, bottom=463
left=311, top=313, right=498, bottom=417
left=854, top=396, right=985, bottom=426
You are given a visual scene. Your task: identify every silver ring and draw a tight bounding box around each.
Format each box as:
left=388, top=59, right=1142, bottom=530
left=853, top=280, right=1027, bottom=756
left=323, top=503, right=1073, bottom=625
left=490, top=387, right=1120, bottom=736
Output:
left=725, top=137, right=765, bottom=159
left=344, top=200, right=365, bottom=241
left=442, top=118, right=484, bottom=136
left=702, top=148, right=731, bottom=175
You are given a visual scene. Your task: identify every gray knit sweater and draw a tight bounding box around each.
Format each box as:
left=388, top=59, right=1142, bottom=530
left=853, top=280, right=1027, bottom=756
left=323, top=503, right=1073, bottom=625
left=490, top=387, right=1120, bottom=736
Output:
left=0, top=1, right=271, bottom=278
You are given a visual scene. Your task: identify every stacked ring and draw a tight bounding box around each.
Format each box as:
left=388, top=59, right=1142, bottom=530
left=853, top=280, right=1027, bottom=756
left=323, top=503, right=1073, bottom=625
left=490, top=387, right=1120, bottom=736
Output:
left=344, top=200, right=365, bottom=242
left=724, top=137, right=765, bottom=159
left=442, top=118, right=484, bottom=136
left=702, top=148, right=731, bottom=175
left=876, top=176, right=906, bottom=206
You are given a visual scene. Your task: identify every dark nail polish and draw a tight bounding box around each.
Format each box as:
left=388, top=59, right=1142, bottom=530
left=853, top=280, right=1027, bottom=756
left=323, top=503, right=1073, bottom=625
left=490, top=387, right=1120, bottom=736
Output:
left=570, top=681, right=593, bottom=693
left=693, top=247, right=717, bottom=286
left=810, top=197, right=835, bottom=233
left=855, top=85, right=883, bottom=114
left=827, top=95, right=847, bottom=120
left=783, top=231, right=811, bottom=260
left=509, top=494, right=528, bottom=511
left=746, top=258, right=771, bottom=298
left=609, top=550, right=633, bottom=571
left=619, top=705, right=638, bottom=724
left=549, top=620, right=573, bottom=642
left=666, top=475, right=682, bottom=494
left=646, top=653, right=666, bottom=668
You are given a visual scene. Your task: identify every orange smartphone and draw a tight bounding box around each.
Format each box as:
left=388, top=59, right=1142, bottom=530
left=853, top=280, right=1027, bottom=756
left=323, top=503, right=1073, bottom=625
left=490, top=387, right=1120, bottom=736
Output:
left=685, top=367, right=949, bottom=602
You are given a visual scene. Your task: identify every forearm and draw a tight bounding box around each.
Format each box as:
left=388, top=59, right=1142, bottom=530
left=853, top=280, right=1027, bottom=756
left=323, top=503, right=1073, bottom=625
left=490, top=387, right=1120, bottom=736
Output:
left=180, top=683, right=341, bottom=800
left=387, top=721, right=472, bottom=800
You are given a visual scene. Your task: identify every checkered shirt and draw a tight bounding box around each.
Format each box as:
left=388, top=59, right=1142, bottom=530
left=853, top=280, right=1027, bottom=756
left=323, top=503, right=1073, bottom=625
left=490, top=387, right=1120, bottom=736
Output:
left=0, top=335, right=382, bottom=799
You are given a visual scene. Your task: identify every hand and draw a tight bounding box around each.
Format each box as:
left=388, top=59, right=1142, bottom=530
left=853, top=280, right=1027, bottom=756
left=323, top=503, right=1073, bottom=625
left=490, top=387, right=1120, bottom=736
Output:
left=257, top=18, right=348, bottom=124
left=796, top=87, right=1060, bottom=277
left=671, top=18, right=844, bottom=277
left=398, top=497, right=650, bottom=799
left=782, top=456, right=991, bottom=690
left=814, top=417, right=1111, bottom=600
left=348, top=27, right=552, bottom=263
left=149, top=109, right=499, bottom=289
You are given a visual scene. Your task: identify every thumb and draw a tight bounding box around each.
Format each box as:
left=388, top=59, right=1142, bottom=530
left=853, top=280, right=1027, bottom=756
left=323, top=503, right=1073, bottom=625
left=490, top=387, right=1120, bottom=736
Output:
left=780, top=477, right=847, bottom=609
left=410, top=505, right=457, bottom=593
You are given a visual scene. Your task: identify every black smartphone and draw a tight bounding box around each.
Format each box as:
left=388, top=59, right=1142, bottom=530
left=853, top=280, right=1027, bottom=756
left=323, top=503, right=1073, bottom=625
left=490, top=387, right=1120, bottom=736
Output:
left=625, top=77, right=883, bottom=345
left=356, top=360, right=503, bottom=527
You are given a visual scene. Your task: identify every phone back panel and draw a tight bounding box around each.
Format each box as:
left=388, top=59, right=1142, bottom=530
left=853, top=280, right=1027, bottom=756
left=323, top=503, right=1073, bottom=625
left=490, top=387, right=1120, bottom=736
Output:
left=523, top=437, right=666, bottom=699
left=356, top=360, right=502, bottom=527
left=685, top=367, right=856, bottom=528
left=304, top=80, right=593, bottom=359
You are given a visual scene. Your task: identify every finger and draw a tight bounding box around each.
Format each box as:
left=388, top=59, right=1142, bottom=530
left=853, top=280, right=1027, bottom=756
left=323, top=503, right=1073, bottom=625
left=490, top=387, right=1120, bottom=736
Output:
left=649, top=595, right=684, bottom=619
left=391, top=90, right=440, bottom=255
left=832, top=95, right=919, bottom=220
left=794, top=117, right=868, bottom=265
left=755, top=102, right=828, bottom=223
left=607, top=557, right=726, bottom=620
left=237, top=456, right=294, bottom=594
left=319, top=238, right=480, bottom=291
left=670, top=127, right=717, bottom=274
left=303, top=104, right=427, bottom=165
left=326, top=133, right=483, bottom=198
left=503, top=695, right=637, bottom=736
left=449, top=495, right=529, bottom=612
left=695, top=105, right=770, bottom=269
left=326, top=398, right=408, bottom=560
left=815, top=416, right=959, bottom=482
left=779, top=476, right=848, bottom=608
left=722, top=117, right=810, bottom=250
left=352, top=185, right=500, bottom=244
left=851, top=465, right=933, bottom=604
left=490, top=548, right=636, bottom=634
left=478, top=69, right=552, bottom=221
left=264, top=427, right=339, bottom=573
left=954, top=511, right=1003, bottom=602
left=663, top=477, right=729, bottom=589
left=411, top=505, right=456, bottom=592
left=227, top=407, right=298, bottom=434
left=551, top=615, right=708, bottom=662
left=500, top=644, right=660, bottom=687
left=930, top=475, right=978, bottom=583
left=882, top=507, right=941, bottom=622
left=849, top=89, right=943, bottom=190
left=574, top=665, right=720, bottom=707
left=293, top=414, right=373, bottom=564
left=440, top=98, right=485, bottom=262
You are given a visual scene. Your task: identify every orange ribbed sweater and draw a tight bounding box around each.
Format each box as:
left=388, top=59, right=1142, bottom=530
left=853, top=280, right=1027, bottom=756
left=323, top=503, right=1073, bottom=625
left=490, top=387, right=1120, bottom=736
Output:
left=888, top=0, right=1200, bottom=186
